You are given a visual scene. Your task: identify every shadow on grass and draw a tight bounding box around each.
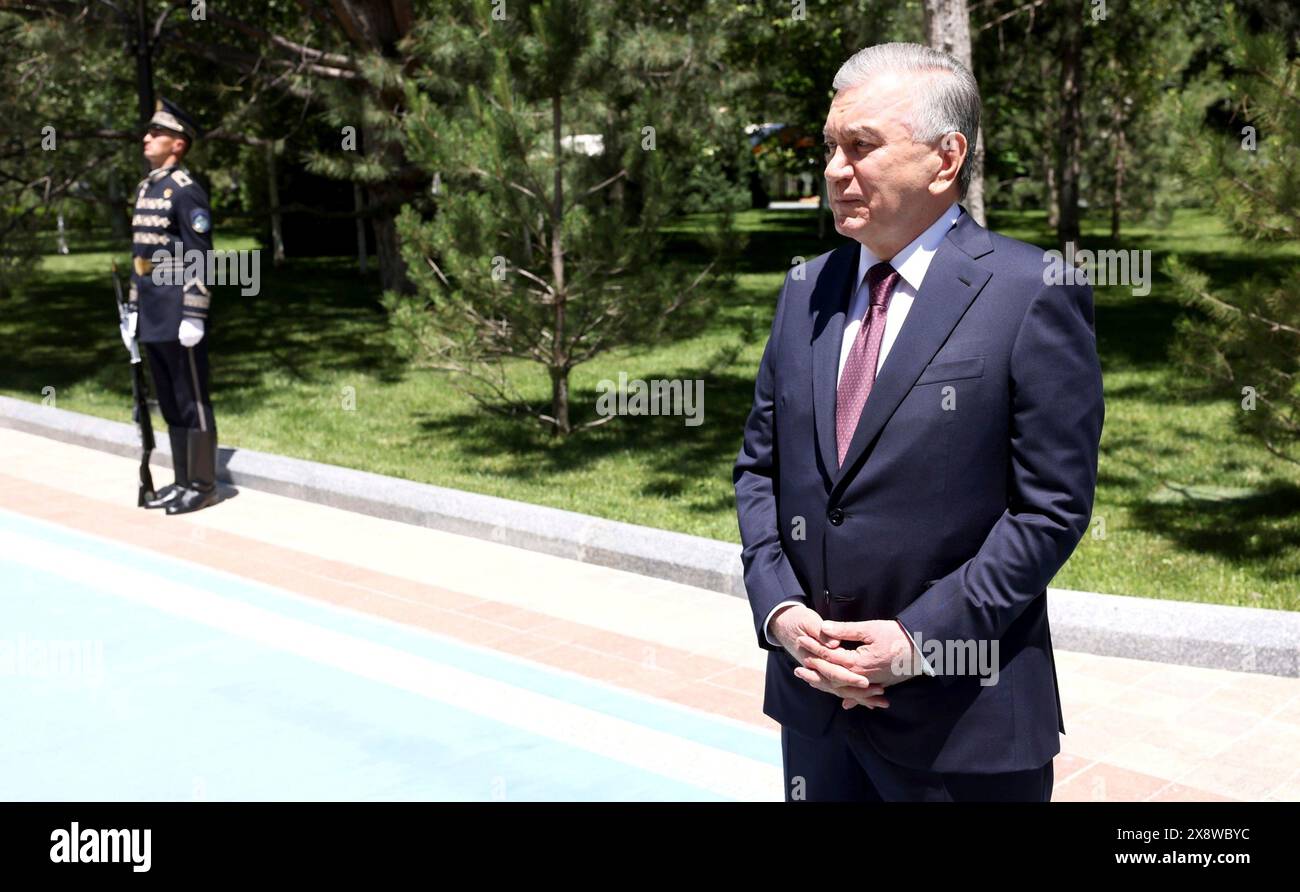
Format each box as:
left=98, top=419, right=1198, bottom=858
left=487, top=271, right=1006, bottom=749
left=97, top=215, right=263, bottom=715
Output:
left=1127, top=482, right=1300, bottom=582
left=3, top=250, right=405, bottom=412
left=414, top=365, right=760, bottom=516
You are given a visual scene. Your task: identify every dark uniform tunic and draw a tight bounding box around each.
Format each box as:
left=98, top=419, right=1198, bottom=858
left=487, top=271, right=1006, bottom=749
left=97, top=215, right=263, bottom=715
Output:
left=129, top=164, right=212, bottom=340
left=127, top=164, right=215, bottom=434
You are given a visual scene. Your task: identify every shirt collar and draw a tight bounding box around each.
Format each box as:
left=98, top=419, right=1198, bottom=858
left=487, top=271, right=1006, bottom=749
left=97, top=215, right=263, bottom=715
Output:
left=148, top=164, right=178, bottom=184
left=856, top=201, right=962, bottom=295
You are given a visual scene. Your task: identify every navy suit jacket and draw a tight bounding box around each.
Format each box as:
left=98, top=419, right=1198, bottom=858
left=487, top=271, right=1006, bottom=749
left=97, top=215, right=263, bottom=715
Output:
left=733, top=207, right=1104, bottom=774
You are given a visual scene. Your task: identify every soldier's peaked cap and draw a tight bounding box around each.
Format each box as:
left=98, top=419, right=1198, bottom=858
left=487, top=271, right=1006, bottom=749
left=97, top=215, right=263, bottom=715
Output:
left=148, top=98, right=201, bottom=141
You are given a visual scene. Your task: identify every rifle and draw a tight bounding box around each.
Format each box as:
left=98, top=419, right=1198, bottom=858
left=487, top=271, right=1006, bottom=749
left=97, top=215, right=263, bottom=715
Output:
left=112, top=260, right=158, bottom=506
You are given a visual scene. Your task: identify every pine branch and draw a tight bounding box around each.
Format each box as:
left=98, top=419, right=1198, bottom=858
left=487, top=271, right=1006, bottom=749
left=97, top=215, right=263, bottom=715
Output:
left=1182, top=277, right=1300, bottom=337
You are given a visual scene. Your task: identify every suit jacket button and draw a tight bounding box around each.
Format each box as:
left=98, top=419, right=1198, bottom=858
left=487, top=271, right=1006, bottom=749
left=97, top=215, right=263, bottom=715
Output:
left=827, top=508, right=844, bottom=526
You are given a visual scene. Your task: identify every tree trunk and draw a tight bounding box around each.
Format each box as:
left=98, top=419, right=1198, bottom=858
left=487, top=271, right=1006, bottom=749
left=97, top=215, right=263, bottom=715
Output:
left=1056, top=2, right=1084, bottom=249
left=966, top=126, right=986, bottom=226
left=267, top=141, right=286, bottom=265
left=330, top=3, right=415, bottom=293
left=1111, top=105, right=1125, bottom=239
left=1041, top=55, right=1060, bottom=228
left=353, top=182, right=367, bottom=274
left=922, top=0, right=985, bottom=225
left=549, top=93, right=570, bottom=435
left=1045, top=153, right=1059, bottom=229
left=107, top=170, right=128, bottom=241
left=133, top=0, right=155, bottom=176
left=366, top=196, right=408, bottom=293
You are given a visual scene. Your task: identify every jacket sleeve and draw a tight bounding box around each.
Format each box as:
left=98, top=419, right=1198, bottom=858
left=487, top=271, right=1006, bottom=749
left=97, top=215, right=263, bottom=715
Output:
left=734, top=271, right=809, bottom=652
left=895, top=278, right=1104, bottom=686
left=174, top=185, right=214, bottom=322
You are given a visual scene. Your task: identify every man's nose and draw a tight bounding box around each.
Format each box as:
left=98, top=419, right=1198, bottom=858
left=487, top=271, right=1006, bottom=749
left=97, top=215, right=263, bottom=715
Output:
left=824, top=148, right=850, bottom=180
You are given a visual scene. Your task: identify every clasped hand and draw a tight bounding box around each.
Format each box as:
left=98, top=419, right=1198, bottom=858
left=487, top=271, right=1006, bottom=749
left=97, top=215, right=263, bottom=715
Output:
left=771, top=605, right=920, bottom=710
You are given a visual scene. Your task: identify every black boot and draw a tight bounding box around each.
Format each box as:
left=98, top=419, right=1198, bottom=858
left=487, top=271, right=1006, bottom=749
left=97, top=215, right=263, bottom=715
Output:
left=166, top=428, right=219, bottom=515
left=143, top=428, right=190, bottom=509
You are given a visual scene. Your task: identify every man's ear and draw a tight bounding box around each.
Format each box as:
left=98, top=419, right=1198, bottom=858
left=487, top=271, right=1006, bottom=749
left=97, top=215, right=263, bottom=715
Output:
left=930, top=131, right=967, bottom=195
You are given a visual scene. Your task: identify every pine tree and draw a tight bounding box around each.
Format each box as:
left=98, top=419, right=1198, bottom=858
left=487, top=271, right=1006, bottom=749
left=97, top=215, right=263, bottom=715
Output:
left=387, top=0, right=743, bottom=435
left=1167, top=9, right=1300, bottom=464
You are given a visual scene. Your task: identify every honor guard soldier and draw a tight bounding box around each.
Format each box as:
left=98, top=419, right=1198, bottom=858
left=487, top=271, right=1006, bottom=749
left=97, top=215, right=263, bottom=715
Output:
left=119, top=98, right=219, bottom=514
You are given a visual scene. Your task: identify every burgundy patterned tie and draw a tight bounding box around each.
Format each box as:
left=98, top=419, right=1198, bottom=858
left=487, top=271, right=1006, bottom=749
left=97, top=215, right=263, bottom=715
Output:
left=835, top=261, right=899, bottom=467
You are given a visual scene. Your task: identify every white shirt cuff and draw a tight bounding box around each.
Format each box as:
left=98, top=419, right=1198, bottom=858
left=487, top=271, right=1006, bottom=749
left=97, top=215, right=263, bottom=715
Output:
left=763, top=600, right=805, bottom=646
left=896, top=620, right=935, bottom=676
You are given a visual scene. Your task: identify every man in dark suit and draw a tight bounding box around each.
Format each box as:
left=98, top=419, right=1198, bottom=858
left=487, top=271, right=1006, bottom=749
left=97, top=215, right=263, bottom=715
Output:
left=734, top=42, right=1104, bottom=801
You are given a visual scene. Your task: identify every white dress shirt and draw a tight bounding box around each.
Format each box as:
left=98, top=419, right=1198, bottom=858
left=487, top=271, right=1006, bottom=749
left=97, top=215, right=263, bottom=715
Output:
left=763, top=202, right=963, bottom=675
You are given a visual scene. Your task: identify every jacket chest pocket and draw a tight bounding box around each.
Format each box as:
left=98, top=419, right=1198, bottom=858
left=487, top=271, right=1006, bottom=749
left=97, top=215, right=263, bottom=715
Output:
left=913, top=356, right=985, bottom=386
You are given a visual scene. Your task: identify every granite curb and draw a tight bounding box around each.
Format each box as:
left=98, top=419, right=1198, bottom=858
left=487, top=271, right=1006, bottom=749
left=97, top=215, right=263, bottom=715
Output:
left=3, top=395, right=1296, bottom=678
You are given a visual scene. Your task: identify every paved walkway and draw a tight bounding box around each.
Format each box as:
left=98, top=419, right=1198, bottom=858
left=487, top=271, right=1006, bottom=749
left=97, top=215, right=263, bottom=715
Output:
left=0, top=427, right=1296, bottom=801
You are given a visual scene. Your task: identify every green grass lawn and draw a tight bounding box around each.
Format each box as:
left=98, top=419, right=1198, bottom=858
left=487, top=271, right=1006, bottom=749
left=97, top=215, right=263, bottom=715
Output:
left=3, top=208, right=1297, bottom=611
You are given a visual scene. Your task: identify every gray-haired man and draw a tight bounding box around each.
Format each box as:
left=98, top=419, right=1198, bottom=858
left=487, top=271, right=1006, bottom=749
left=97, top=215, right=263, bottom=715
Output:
left=735, top=43, right=1103, bottom=801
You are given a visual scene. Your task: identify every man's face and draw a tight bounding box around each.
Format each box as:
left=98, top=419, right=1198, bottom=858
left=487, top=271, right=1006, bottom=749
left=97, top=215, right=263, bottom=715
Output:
left=823, top=71, right=951, bottom=257
left=142, top=127, right=183, bottom=169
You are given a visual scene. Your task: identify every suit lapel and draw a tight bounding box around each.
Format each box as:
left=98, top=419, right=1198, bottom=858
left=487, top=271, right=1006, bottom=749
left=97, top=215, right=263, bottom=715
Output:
left=811, top=243, right=859, bottom=476
left=830, top=211, right=994, bottom=492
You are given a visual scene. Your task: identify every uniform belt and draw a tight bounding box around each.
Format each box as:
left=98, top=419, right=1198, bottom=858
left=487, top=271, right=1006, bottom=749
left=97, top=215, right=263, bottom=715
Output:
left=133, top=257, right=154, bottom=276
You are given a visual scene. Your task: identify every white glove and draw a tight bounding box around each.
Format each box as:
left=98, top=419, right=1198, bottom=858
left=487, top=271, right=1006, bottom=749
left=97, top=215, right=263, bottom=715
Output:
left=178, top=317, right=205, bottom=347
left=120, top=311, right=137, bottom=351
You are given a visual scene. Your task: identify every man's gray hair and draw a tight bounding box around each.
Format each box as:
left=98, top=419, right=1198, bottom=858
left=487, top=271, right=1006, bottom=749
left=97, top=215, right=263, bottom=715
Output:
left=832, top=42, right=981, bottom=198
